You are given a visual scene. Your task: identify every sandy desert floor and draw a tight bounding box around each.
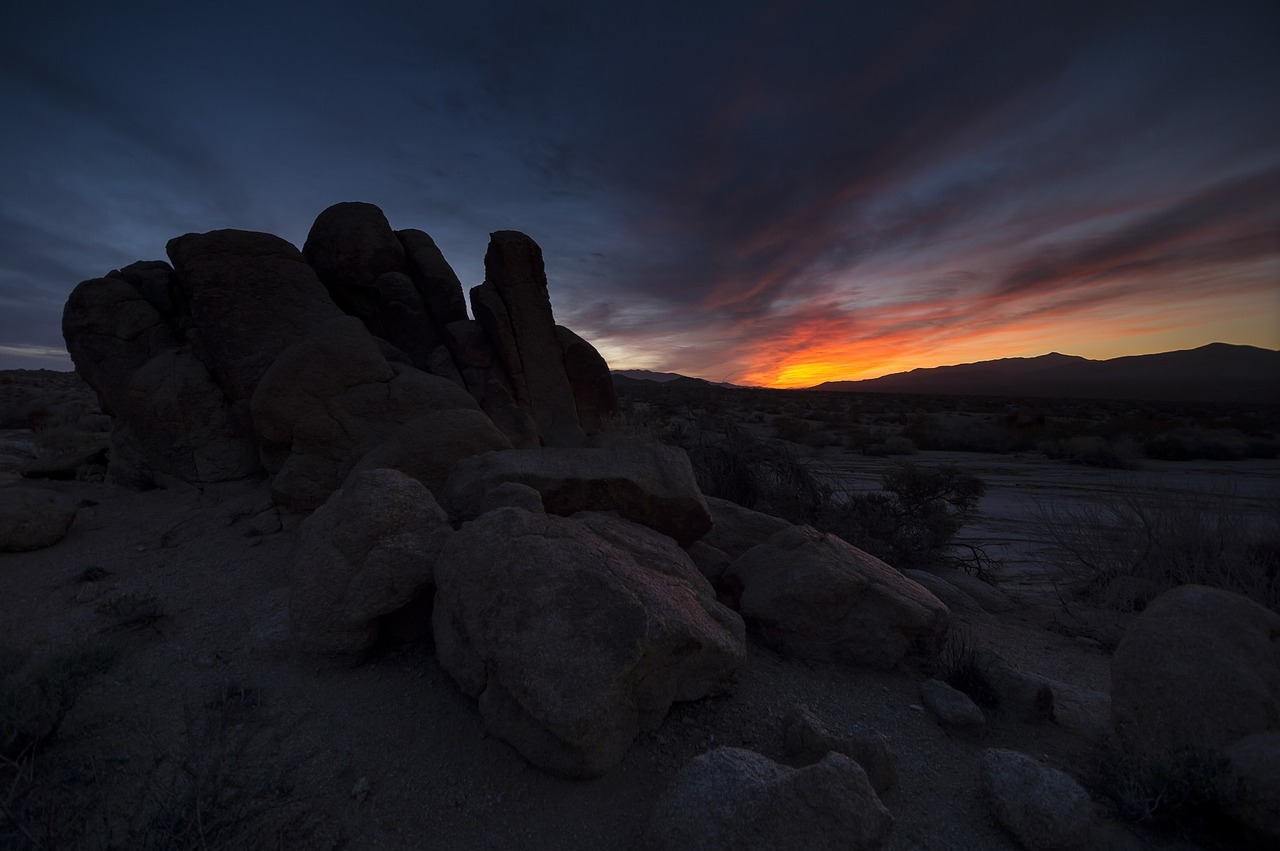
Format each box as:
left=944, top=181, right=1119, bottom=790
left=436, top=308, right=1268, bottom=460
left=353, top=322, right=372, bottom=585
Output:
left=6, top=420, right=1255, bottom=850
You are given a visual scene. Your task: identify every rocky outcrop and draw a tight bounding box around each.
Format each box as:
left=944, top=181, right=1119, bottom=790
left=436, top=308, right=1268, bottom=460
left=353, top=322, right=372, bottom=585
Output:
left=471, top=232, right=584, bottom=447
left=441, top=440, right=711, bottom=546
left=61, top=202, right=616, bottom=502
left=643, top=747, right=893, bottom=851
left=0, top=487, right=77, bottom=552
left=432, top=508, right=745, bottom=778
left=289, top=469, right=452, bottom=659
left=1110, top=584, right=1280, bottom=757
left=979, top=749, right=1096, bottom=851
left=166, top=229, right=343, bottom=414
left=723, top=526, right=950, bottom=668
left=555, top=325, right=616, bottom=435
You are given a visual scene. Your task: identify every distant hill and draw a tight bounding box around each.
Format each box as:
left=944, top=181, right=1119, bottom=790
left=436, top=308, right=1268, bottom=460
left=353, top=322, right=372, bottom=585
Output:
left=612, top=369, right=690, bottom=383
left=811, top=343, right=1280, bottom=403
left=612, top=370, right=741, bottom=389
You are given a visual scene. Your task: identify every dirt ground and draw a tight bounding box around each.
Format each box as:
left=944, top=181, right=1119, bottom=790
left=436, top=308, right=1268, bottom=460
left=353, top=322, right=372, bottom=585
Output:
left=0, top=432, right=1242, bottom=850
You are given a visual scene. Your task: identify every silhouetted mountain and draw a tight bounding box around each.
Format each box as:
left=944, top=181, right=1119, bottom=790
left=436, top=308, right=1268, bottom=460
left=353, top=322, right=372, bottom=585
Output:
left=811, top=343, right=1280, bottom=403
left=612, top=370, right=741, bottom=389
left=612, top=369, right=689, bottom=383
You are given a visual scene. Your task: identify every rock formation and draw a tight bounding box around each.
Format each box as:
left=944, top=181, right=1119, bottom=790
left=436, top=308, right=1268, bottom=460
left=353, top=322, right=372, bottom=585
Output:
left=61, top=202, right=616, bottom=502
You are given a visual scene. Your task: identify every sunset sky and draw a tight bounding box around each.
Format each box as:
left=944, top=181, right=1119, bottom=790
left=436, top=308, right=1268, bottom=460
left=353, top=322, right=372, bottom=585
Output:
left=2, top=1, right=1277, bottom=387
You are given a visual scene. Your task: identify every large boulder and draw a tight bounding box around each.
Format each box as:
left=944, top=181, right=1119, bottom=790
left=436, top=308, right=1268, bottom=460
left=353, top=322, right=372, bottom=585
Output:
left=432, top=508, right=745, bottom=778
left=642, top=747, right=893, bottom=851
left=289, top=469, right=452, bottom=659
left=723, top=526, right=950, bottom=668
left=979, top=749, right=1096, bottom=851
left=397, top=228, right=470, bottom=333
left=62, top=276, right=179, bottom=416
left=441, top=441, right=712, bottom=547
left=472, top=231, right=584, bottom=447
left=166, top=228, right=342, bottom=413
left=702, top=496, right=792, bottom=560
left=250, top=316, right=480, bottom=510
left=109, top=346, right=260, bottom=486
left=1223, top=732, right=1280, bottom=842
left=302, top=201, right=406, bottom=306
left=1111, top=585, right=1280, bottom=757
left=348, top=409, right=512, bottom=495
left=0, top=487, right=77, bottom=552
left=441, top=319, right=539, bottom=448
left=110, top=260, right=189, bottom=323
left=555, top=325, right=617, bottom=436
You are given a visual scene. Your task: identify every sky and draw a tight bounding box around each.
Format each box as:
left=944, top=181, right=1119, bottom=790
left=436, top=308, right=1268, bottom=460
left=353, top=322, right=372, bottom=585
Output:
left=2, top=0, right=1277, bottom=387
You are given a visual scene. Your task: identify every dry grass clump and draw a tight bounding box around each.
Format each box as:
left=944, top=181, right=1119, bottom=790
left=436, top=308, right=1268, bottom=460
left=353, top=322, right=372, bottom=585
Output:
left=933, top=627, right=999, bottom=711
left=1089, top=742, right=1238, bottom=842
left=3, top=662, right=324, bottom=850
left=1035, top=485, right=1280, bottom=612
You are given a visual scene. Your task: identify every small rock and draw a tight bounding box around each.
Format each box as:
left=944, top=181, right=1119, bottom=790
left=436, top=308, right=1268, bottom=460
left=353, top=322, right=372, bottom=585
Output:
left=782, top=704, right=898, bottom=793
left=643, top=747, right=893, bottom=851
left=0, top=486, right=78, bottom=552
left=980, top=748, right=1096, bottom=851
left=351, top=776, right=370, bottom=802
left=920, top=679, right=985, bottom=730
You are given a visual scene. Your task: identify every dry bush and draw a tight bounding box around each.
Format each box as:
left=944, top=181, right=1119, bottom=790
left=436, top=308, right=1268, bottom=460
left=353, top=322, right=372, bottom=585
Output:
left=1034, top=485, right=1280, bottom=611
left=1089, top=742, right=1237, bottom=840
left=3, top=673, right=325, bottom=850
left=676, top=418, right=828, bottom=524
left=1, top=644, right=115, bottom=847
left=934, top=627, right=999, bottom=710
left=816, top=462, right=987, bottom=569
left=1039, top=435, right=1141, bottom=469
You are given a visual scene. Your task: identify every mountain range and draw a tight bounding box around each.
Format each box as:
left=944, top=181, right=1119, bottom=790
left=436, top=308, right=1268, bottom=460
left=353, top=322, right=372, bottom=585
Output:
left=613, top=344, right=1280, bottom=403
left=809, top=343, right=1279, bottom=403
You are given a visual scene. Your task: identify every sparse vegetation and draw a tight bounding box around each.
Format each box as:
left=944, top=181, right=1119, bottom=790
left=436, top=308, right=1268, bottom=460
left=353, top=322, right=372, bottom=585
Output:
left=2, top=643, right=115, bottom=847
left=935, top=627, right=999, bottom=711
left=817, top=462, right=987, bottom=568
left=1090, top=743, right=1237, bottom=839
left=1035, top=485, right=1280, bottom=612
left=2, top=663, right=321, bottom=850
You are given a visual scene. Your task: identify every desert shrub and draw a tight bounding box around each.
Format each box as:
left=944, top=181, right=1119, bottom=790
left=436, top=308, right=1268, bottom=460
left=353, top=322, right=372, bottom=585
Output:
left=772, top=415, right=813, bottom=443
left=872, top=435, right=917, bottom=456
left=908, top=415, right=1021, bottom=453
left=935, top=627, right=999, bottom=710
left=1090, top=744, right=1236, bottom=838
left=1143, top=433, right=1193, bottom=460
left=816, top=462, right=987, bottom=568
left=3, top=677, right=321, bottom=850
left=1039, top=435, right=1140, bottom=469
left=1035, top=486, right=1280, bottom=611
left=1, top=644, right=115, bottom=761
left=1144, top=427, right=1270, bottom=461
left=597, top=402, right=676, bottom=445
left=673, top=418, right=827, bottom=524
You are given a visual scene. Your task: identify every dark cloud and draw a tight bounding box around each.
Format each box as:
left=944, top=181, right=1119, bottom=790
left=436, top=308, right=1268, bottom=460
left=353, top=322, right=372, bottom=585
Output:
left=0, top=0, right=1276, bottom=379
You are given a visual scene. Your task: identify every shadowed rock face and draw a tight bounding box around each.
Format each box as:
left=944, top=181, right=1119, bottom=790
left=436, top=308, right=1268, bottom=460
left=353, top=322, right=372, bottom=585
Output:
left=61, top=202, right=616, bottom=500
